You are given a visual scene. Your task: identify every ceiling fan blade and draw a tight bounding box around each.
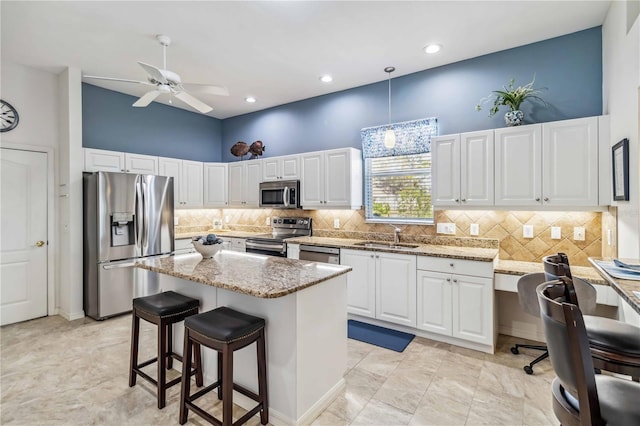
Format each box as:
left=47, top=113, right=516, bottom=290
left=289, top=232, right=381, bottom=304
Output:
left=132, top=90, right=162, bottom=107
left=180, top=83, right=230, bottom=97
left=83, top=75, right=154, bottom=86
left=137, top=61, right=167, bottom=84
left=174, top=92, right=213, bottom=114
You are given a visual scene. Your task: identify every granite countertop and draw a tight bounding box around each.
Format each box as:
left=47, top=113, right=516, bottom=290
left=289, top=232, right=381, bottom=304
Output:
left=589, top=257, right=640, bottom=314
left=287, top=236, right=498, bottom=262
left=136, top=252, right=352, bottom=299
left=495, top=259, right=606, bottom=285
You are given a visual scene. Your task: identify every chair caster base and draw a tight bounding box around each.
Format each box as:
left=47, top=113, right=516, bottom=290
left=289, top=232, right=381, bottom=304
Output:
left=511, top=346, right=519, bottom=355
left=524, top=365, right=534, bottom=375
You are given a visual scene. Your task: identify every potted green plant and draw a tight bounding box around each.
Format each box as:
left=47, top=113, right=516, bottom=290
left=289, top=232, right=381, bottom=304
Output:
left=476, top=76, right=546, bottom=126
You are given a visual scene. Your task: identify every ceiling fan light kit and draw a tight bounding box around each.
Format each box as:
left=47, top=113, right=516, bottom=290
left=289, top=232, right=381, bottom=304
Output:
left=83, top=34, right=228, bottom=114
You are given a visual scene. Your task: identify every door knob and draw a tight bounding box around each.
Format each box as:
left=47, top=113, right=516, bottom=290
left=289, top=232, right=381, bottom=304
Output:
left=35, top=240, right=45, bottom=247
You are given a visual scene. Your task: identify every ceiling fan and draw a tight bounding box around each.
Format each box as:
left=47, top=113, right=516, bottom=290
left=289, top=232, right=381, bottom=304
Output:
left=83, top=35, right=229, bottom=114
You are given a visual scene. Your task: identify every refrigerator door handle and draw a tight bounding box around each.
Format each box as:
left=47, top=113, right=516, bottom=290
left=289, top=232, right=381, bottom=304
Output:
left=135, top=176, right=144, bottom=255
left=102, top=262, right=137, bottom=270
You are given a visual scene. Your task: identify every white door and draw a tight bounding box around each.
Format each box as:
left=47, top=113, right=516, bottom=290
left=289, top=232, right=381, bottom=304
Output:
left=542, top=117, right=599, bottom=206
left=452, top=274, right=493, bottom=345
left=324, top=150, right=350, bottom=207
left=461, top=130, right=494, bottom=206
left=83, top=148, right=124, bottom=172
left=125, top=153, right=158, bottom=175
left=244, top=161, right=262, bottom=207
left=158, top=157, right=182, bottom=207
left=228, top=163, right=245, bottom=207
left=181, top=160, right=203, bottom=207
left=262, top=158, right=280, bottom=181
left=280, top=156, right=300, bottom=180
left=416, top=270, right=452, bottom=336
left=494, top=124, right=542, bottom=206
left=1, top=148, right=48, bottom=325
left=203, top=163, right=228, bottom=207
left=376, top=252, right=417, bottom=327
left=431, top=134, right=461, bottom=206
left=341, top=249, right=376, bottom=318
left=300, top=152, right=324, bottom=208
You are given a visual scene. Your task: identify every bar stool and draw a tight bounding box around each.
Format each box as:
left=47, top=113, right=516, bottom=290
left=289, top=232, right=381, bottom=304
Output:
left=179, top=306, right=268, bottom=426
left=129, top=291, right=203, bottom=409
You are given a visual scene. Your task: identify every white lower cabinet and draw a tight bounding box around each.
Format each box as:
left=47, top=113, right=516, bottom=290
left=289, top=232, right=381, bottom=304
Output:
left=221, top=237, right=246, bottom=252
left=416, top=257, right=494, bottom=347
left=341, top=249, right=416, bottom=327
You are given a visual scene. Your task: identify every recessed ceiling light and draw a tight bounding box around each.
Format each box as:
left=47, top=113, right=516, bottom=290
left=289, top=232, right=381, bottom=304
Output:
left=245, top=96, right=256, bottom=103
left=424, top=44, right=442, bottom=54
left=319, top=75, right=333, bottom=83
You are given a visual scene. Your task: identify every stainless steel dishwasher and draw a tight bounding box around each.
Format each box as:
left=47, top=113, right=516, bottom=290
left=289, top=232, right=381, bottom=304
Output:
left=298, top=245, right=340, bottom=264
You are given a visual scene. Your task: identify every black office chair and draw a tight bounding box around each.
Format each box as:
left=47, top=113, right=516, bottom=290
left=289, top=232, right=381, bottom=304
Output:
left=543, top=253, right=640, bottom=381
left=537, top=277, right=640, bottom=426
left=511, top=272, right=597, bottom=374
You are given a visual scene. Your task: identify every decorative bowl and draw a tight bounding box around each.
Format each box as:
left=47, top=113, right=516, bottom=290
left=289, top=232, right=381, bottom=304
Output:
left=192, top=240, right=223, bottom=259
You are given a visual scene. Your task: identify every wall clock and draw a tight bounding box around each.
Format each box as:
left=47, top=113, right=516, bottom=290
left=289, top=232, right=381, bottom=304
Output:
left=1, top=100, right=19, bottom=132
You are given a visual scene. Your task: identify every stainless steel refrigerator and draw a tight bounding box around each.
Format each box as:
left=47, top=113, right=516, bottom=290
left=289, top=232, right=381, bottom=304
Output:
left=83, top=172, right=174, bottom=320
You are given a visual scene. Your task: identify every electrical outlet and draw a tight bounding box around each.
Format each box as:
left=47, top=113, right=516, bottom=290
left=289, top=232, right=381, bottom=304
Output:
left=174, top=217, right=179, bottom=225
left=266, top=216, right=270, bottom=225
left=523, top=225, right=534, bottom=239
left=225, top=215, right=230, bottom=224
left=551, top=226, right=561, bottom=240
left=333, top=218, right=340, bottom=229
left=574, top=226, right=585, bottom=241
left=607, top=229, right=612, bottom=246
left=436, top=223, right=456, bottom=235
left=470, top=223, right=479, bottom=236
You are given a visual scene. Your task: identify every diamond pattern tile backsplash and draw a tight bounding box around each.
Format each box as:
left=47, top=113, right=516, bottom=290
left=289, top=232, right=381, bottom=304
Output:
left=176, top=208, right=609, bottom=267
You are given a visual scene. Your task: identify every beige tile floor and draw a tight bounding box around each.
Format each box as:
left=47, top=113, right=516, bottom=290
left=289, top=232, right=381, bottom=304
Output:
left=0, top=314, right=557, bottom=425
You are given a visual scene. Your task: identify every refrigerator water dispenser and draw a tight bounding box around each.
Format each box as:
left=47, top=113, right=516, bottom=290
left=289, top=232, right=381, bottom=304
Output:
left=111, top=212, right=134, bottom=247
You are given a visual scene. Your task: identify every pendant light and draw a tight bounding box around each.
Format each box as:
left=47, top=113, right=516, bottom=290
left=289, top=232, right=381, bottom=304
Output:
left=383, top=66, right=396, bottom=148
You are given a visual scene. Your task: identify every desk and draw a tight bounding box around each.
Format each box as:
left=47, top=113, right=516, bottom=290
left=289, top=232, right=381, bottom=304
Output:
left=589, top=257, right=640, bottom=318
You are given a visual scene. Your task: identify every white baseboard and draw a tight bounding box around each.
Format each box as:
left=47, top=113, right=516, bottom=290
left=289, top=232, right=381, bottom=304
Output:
left=296, top=378, right=345, bottom=426
left=57, top=309, right=85, bottom=321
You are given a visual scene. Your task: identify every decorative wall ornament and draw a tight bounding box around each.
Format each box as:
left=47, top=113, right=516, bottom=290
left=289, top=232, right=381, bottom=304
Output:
left=230, top=141, right=250, bottom=158
left=360, top=117, right=438, bottom=158
left=248, top=140, right=266, bottom=159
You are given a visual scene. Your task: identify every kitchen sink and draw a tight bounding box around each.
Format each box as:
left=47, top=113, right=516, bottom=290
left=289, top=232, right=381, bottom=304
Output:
left=352, top=241, right=420, bottom=250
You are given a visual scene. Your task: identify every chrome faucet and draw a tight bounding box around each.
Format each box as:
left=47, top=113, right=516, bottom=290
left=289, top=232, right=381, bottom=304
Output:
left=387, top=224, right=401, bottom=244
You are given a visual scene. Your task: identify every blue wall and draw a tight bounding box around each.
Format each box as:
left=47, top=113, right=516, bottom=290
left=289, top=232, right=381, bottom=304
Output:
left=82, top=27, right=602, bottom=163
left=82, top=83, right=223, bottom=161
left=221, top=27, right=602, bottom=161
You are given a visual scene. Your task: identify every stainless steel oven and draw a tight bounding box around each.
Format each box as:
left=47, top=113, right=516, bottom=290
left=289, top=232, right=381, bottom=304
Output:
left=245, top=217, right=311, bottom=257
left=259, top=180, right=300, bottom=209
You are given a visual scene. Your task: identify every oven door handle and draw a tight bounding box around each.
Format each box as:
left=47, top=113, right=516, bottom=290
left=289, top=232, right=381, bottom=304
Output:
left=246, top=241, right=286, bottom=252
left=283, top=186, right=289, bottom=207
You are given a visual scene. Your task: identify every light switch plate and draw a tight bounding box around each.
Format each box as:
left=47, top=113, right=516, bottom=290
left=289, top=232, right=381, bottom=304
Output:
left=333, top=218, right=340, bottom=229
left=436, top=223, right=456, bottom=235
left=266, top=216, right=270, bottom=225
left=470, top=223, right=479, bottom=236
left=551, top=227, right=561, bottom=240
left=574, top=226, right=585, bottom=241
left=523, top=225, right=534, bottom=239
left=175, top=217, right=179, bottom=225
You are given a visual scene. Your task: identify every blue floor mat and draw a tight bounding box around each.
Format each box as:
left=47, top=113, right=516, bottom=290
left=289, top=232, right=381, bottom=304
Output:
left=347, top=320, right=415, bottom=352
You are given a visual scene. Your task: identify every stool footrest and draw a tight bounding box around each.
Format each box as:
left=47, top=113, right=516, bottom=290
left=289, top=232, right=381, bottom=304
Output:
left=137, top=357, right=158, bottom=369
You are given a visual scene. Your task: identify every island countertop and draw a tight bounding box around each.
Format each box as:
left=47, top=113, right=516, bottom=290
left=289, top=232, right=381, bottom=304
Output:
left=589, top=257, right=640, bottom=315
left=136, top=251, right=352, bottom=299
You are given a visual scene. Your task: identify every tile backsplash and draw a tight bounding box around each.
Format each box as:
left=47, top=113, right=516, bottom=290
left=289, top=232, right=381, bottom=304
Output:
left=175, top=208, right=605, bottom=266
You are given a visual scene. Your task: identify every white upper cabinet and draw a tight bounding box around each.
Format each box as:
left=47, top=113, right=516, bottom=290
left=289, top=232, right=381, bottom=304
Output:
left=542, top=117, right=598, bottom=206
left=494, top=123, right=542, bottom=206
left=203, top=163, right=228, bottom=207
left=228, top=161, right=262, bottom=207
left=158, top=157, right=203, bottom=208
left=262, top=155, right=300, bottom=181
left=432, top=130, right=494, bottom=207
left=300, top=148, right=362, bottom=209
left=495, top=116, right=603, bottom=207
left=84, top=148, right=158, bottom=174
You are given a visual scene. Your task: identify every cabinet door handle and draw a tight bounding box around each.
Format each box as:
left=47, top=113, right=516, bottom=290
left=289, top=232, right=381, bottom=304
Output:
left=454, top=199, right=459, bottom=203
left=446, top=278, right=451, bottom=282
left=461, top=199, right=466, bottom=202
left=544, top=197, right=549, bottom=202
left=449, top=263, right=454, bottom=267
left=370, top=255, right=374, bottom=258
left=453, top=279, right=458, bottom=283
left=535, top=197, right=540, bottom=202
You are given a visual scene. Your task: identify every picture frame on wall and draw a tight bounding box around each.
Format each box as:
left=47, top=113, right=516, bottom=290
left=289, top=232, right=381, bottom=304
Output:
left=612, top=138, right=629, bottom=201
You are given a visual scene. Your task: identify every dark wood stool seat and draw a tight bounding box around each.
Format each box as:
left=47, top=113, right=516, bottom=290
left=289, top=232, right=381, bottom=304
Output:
left=179, top=306, right=268, bottom=426
left=129, top=291, right=203, bottom=409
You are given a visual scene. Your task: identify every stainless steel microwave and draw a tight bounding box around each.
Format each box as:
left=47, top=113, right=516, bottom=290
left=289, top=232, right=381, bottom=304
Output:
left=259, top=180, right=300, bottom=209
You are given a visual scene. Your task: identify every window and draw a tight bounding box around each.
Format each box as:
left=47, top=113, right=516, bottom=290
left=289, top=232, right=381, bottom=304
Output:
left=360, top=117, right=437, bottom=224
left=365, top=153, right=432, bottom=222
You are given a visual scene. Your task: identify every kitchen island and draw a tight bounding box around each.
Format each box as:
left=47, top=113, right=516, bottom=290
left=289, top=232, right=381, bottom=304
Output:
left=136, top=251, right=352, bottom=426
